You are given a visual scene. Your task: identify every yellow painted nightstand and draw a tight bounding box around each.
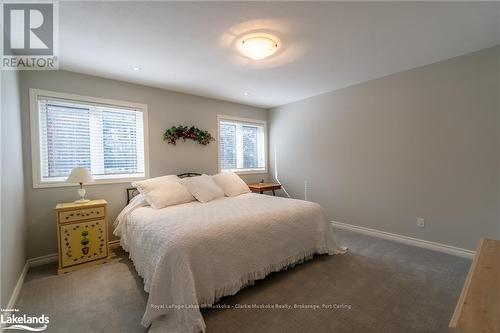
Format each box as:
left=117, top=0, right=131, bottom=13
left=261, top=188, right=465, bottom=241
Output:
left=55, top=199, right=109, bottom=274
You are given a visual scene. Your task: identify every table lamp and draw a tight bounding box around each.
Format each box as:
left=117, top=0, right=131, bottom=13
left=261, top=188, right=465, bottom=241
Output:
left=67, top=167, right=94, bottom=203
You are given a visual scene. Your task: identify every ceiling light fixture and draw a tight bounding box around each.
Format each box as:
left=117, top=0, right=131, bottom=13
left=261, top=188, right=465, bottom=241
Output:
left=237, top=35, right=279, bottom=60
left=244, top=92, right=249, bottom=96
left=133, top=67, right=141, bottom=71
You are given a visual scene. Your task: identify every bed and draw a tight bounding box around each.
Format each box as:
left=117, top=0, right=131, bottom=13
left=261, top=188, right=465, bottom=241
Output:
left=114, top=174, right=346, bottom=333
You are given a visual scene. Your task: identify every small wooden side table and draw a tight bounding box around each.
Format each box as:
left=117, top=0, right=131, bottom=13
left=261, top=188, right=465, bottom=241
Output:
left=55, top=199, right=109, bottom=274
left=248, top=183, right=282, bottom=196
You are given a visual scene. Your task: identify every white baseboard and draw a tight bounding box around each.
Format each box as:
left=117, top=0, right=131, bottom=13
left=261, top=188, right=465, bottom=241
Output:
left=108, top=239, right=121, bottom=250
left=27, top=253, right=59, bottom=267
left=5, top=261, right=29, bottom=310
left=331, top=221, right=475, bottom=259
left=1, top=261, right=30, bottom=330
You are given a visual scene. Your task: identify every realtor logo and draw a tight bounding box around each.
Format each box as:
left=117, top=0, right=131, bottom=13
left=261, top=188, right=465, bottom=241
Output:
left=1, top=309, right=49, bottom=331
left=1, top=1, right=58, bottom=70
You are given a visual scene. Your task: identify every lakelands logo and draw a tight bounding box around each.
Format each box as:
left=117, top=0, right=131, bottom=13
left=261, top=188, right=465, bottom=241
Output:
left=1, top=312, right=49, bottom=331
left=1, top=1, right=59, bottom=70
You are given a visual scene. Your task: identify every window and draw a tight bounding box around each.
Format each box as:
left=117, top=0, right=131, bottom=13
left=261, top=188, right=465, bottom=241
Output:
left=31, top=89, right=148, bottom=187
left=218, top=115, right=266, bottom=174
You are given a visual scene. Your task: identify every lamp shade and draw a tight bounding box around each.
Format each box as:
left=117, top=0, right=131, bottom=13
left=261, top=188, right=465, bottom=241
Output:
left=66, top=167, right=94, bottom=184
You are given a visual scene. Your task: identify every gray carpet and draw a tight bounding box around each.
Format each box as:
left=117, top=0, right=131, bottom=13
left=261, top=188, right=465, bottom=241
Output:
left=16, top=230, right=470, bottom=333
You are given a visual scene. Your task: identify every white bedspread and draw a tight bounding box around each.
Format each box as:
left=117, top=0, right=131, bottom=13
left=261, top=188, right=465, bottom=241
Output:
left=114, top=193, right=345, bottom=333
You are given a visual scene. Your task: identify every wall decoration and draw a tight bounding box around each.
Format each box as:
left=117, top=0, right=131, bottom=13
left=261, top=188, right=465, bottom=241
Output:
left=163, top=125, right=215, bottom=146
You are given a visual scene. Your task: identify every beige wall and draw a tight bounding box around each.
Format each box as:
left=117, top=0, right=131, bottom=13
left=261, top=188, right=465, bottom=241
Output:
left=13, top=46, right=500, bottom=260
left=19, top=70, right=268, bottom=258
left=1, top=70, right=27, bottom=307
left=269, top=46, right=500, bottom=250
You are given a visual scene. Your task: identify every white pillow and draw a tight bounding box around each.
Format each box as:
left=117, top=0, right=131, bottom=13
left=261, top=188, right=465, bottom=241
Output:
left=212, top=172, right=251, bottom=197
left=180, top=174, right=225, bottom=203
left=132, top=175, right=194, bottom=209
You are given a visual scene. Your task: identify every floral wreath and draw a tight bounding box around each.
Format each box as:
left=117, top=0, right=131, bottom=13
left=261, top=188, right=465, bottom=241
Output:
left=163, top=125, right=215, bottom=146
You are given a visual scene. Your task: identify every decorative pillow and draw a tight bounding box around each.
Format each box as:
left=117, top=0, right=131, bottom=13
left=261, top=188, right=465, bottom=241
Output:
left=212, top=172, right=251, bottom=197
left=180, top=174, right=225, bottom=203
left=132, top=175, right=194, bottom=209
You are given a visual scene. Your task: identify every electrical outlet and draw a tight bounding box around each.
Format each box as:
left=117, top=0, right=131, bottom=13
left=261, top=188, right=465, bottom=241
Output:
left=417, top=218, right=425, bottom=228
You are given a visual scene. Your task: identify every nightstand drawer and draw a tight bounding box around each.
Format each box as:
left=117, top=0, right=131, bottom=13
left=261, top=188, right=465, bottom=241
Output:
left=59, top=219, right=108, bottom=268
left=59, top=206, right=105, bottom=223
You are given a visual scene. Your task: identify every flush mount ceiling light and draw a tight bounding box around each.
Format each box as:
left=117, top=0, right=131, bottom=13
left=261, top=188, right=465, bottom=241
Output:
left=237, top=35, right=279, bottom=60
left=133, top=67, right=141, bottom=71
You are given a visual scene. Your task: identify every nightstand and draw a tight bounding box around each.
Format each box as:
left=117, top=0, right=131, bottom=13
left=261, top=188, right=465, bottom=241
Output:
left=55, top=199, right=109, bottom=274
left=248, top=183, right=282, bottom=196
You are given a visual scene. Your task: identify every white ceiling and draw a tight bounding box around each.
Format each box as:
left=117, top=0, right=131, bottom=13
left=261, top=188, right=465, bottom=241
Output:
left=60, top=2, right=500, bottom=108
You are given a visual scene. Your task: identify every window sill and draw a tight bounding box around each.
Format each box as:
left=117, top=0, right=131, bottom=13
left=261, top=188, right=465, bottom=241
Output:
left=33, top=176, right=147, bottom=189
left=221, top=169, right=268, bottom=175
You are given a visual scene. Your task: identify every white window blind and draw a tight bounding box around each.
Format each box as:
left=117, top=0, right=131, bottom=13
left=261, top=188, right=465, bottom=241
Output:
left=35, top=94, right=146, bottom=185
left=218, top=116, right=266, bottom=173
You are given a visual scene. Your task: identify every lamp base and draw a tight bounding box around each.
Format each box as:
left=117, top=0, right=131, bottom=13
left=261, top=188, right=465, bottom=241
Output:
left=75, top=188, right=89, bottom=204
left=74, top=199, right=91, bottom=204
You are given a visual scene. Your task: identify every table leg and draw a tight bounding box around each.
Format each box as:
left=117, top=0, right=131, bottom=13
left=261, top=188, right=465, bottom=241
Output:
left=260, top=190, right=263, bottom=194
left=272, top=190, right=276, bottom=196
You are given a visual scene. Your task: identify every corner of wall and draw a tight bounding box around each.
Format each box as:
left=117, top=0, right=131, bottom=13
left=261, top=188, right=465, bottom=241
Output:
left=1, top=69, right=28, bottom=308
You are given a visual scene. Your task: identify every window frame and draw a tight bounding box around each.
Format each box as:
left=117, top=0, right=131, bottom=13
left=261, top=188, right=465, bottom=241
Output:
left=30, top=88, right=149, bottom=188
left=217, top=114, right=267, bottom=175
